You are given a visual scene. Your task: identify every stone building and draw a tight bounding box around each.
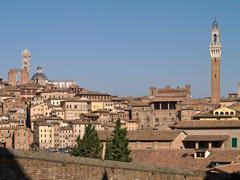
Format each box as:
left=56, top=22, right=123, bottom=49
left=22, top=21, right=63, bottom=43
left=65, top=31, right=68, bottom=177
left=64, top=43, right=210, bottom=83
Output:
left=125, top=119, right=138, bottom=130
left=8, top=48, right=31, bottom=86
left=50, top=80, right=77, bottom=89
left=91, top=100, right=114, bottom=112
left=192, top=106, right=240, bottom=121
left=59, top=127, right=74, bottom=148
left=75, top=91, right=112, bottom=101
left=13, top=128, right=33, bottom=150
left=33, top=121, right=59, bottom=149
left=33, top=119, right=103, bottom=149
left=2, top=97, right=24, bottom=114
left=129, top=100, right=154, bottom=130
left=149, top=85, right=191, bottom=129
left=0, top=127, right=32, bottom=150
left=99, top=130, right=186, bottom=150
left=63, top=98, right=90, bottom=120
left=40, top=89, right=70, bottom=99
left=177, top=99, right=217, bottom=121
left=170, top=120, right=240, bottom=150
left=30, top=101, right=53, bottom=120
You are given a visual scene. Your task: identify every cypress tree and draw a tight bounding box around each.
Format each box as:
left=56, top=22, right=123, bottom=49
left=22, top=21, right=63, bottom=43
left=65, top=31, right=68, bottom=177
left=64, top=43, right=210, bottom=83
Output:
left=72, top=123, right=102, bottom=159
left=105, top=119, right=132, bottom=162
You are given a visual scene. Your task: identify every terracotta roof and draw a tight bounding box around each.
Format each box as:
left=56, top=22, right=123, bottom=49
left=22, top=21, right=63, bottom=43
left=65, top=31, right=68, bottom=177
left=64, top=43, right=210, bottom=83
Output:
left=45, top=116, right=63, bottom=120
left=35, top=121, right=59, bottom=126
left=0, top=121, right=12, bottom=124
left=126, top=119, right=138, bottom=123
left=92, top=109, right=109, bottom=113
left=35, top=116, right=63, bottom=121
left=131, top=149, right=240, bottom=172
left=193, top=111, right=240, bottom=118
left=0, top=127, right=18, bottom=130
left=98, top=130, right=184, bottom=141
left=35, top=121, right=50, bottom=126
left=220, top=98, right=235, bottom=102
left=81, top=113, right=99, bottom=118
left=76, top=91, right=111, bottom=96
left=228, top=103, right=240, bottom=111
left=64, top=98, right=90, bottom=102
left=183, top=135, right=229, bottom=142
left=41, top=89, right=69, bottom=93
left=129, top=102, right=150, bottom=107
left=70, top=120, right=100, bottom=125
left=209, top=163, right=240, bottom=174
left=60, top=127, right=73, bottom=131
left=150, top=96, right=187, bottom=102
left=170, top=120, right=240, bottom=129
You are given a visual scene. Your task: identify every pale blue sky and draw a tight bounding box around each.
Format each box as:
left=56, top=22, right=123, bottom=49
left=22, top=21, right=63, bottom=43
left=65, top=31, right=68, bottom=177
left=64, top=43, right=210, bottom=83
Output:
left=0, top=1, right=240, bottom=97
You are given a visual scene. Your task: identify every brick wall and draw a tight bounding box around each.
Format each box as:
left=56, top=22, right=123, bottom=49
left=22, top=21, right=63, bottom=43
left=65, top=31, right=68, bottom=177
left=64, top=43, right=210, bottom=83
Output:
left=0, top=149, right=206, bottom=180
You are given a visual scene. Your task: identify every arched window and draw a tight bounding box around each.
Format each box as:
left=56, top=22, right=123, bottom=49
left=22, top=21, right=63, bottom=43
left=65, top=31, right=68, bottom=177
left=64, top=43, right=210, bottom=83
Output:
left=230, top=112, right=234, bottom=115
left=214, top=34, right=217, bottom=43
left=215, top=112, right=219, bottom=115
left=220, top=112, right=224, bottom=115
left=225, top=112, right=229, bottom=115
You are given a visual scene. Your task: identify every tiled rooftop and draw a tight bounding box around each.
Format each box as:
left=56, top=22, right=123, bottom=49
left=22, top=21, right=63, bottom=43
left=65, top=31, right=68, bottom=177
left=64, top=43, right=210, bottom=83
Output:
left=170, top=120, right=240, bottom=129
left=183, top=135, right=229, bottom=142
left=131, top=149, right=240, bottom=172
left=98, top=130, right=183, bottom=141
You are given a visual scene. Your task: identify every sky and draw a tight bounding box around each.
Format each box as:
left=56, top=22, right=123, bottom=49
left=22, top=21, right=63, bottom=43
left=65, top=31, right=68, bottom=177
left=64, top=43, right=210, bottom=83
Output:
left=0, top=0, right=240, bottom=98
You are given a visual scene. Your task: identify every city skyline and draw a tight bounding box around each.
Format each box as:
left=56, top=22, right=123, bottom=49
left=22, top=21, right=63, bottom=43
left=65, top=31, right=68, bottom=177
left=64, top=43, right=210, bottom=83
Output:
left=1, top=1, right=240, bottom=97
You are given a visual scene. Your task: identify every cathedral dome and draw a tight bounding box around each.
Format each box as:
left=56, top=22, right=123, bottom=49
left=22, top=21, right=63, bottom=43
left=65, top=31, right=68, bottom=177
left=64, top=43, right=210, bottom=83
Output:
left=31, top=66, right=48, bottom=81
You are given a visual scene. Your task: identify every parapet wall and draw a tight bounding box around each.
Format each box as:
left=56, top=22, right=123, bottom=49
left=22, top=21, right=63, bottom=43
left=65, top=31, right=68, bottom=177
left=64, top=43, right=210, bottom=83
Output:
left=1, top=149, right=206, bottom=180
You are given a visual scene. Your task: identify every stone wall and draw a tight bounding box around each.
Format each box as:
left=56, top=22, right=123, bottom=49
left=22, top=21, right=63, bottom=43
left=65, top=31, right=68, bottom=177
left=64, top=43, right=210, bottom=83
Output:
left=1, top=149, right=206, bottom=180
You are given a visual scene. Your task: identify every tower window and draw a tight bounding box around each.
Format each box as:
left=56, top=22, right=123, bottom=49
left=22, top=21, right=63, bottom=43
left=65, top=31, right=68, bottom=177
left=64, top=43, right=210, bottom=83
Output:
left=215, top=74, right=216, bottom=78
left=214, top=34, right=217, bottom=43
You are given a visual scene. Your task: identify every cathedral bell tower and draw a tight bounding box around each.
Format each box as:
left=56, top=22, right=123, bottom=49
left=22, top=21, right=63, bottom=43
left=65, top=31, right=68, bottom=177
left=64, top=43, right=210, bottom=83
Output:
left=209, top=20, right=222, bottom=104
left=21, top=48, right=31, bottom=76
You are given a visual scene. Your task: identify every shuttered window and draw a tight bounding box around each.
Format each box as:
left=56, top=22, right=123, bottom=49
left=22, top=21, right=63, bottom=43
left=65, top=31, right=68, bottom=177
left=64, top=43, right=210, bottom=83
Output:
left=232, top=137, right=238, bottom=148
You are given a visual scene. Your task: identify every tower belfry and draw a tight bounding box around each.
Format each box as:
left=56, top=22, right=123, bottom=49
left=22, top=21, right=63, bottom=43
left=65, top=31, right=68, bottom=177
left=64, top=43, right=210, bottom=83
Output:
left=21, top=48, right=31, bottom=76
left=209, top=19, right=222, bottom=104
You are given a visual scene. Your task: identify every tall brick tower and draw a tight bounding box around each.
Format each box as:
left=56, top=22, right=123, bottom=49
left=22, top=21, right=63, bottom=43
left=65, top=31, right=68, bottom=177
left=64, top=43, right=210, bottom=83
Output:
left=21, top=48, right=31, bottom=76
left=209, top=20, right=222, bottom=104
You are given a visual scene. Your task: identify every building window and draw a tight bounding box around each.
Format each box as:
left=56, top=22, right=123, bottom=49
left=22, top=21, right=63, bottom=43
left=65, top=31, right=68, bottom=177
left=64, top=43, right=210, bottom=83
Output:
left=212, top=141, right=221, bottom=148
left=232, top=137, right=238, bottom=148
left=196, top=151, right=205, bottom=158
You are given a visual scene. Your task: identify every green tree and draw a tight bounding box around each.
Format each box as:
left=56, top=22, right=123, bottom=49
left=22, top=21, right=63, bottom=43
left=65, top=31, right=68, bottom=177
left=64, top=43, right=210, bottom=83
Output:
left=72, top=123, right=102, bottom=159
left=105, top=119, right=132, bottom=162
